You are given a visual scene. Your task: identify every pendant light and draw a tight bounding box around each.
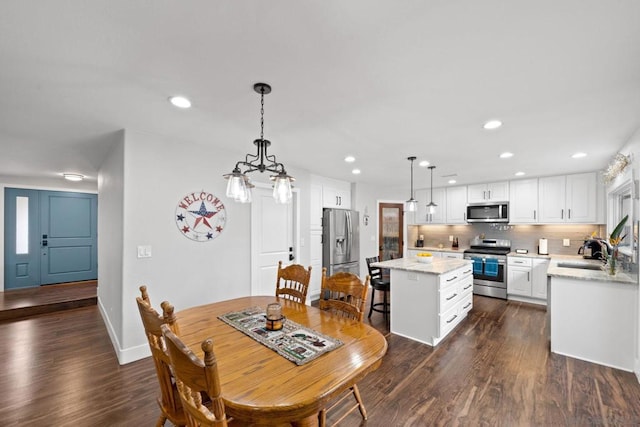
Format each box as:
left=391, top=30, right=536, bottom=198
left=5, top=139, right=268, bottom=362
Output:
left=405, top=156, right=418, bottom=212
left=223, top=83, right=294, bottom=204
left=427, top=165, right=437, bottom=215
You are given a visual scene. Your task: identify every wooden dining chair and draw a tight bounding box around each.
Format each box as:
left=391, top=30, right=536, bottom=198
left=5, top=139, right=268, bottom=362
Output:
left=275, top=260, right=312, bottom=304
left=161, top=325, right=231, bottom=427
left=136, top=285, right=186, bottom=427
left=318, top=268, right=370, bottom=426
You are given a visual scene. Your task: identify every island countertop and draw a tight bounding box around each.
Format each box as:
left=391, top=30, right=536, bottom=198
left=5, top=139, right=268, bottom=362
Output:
left=372, top=257, right=472, bottom=275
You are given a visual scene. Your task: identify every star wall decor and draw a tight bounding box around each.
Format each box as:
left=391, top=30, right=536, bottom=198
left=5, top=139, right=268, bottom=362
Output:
left=175, top=191, right=226, bottom=241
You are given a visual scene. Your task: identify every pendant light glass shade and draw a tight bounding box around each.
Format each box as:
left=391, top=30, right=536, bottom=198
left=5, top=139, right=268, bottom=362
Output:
left=225, top=169, right=246, bottom=198
left=405, top=156, right=418, bottom=212
left=223, top=83, right=294, bottom=204
left=272, top=172, right=294, bottom=204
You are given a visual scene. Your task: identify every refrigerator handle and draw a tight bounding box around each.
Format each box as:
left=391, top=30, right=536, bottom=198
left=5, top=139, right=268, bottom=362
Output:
left=346, top=210, right=352, bottom=260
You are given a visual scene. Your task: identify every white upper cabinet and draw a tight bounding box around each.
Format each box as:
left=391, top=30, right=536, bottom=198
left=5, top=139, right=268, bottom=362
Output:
left=446, top=186, right=468, bottom=224
left=538, top=172, right=596, bottom=223
left=319, top=177, right=351, bottom=209
left=416, top=188, right=446, bottom=224
left=509, top=179, right=539, bottom=224
left=565, top=173, right=597, bottom=223
left=467, top=181, right=509, bottom=203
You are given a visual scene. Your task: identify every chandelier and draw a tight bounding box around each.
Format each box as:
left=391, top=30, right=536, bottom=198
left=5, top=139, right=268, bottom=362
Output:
left=223, top=83, right=294, bottom=204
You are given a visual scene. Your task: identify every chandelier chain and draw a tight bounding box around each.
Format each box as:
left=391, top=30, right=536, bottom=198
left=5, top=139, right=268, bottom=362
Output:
left=260, top=88, right=265, bottom=141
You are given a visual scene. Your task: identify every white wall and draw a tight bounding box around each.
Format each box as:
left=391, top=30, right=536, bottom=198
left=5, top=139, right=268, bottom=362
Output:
left=100, top=129, right=312, bottom=363
left=97, top=131, right=126, bottom=358
left=614, top=126, right=640, bottom=381
left=352, top=182, right=404, bottom=279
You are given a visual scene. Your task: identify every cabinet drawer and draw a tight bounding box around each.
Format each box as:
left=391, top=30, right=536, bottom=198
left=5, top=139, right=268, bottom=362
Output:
left=460, top=276, right=473, bottom=295
left=439, top=283, right=462, bottom=314
left=439, top=304, right=461, bottom=338
left=440, top=268, right=465, bottom=287
left=460, top=292, right=473, bottom=315
left=508, top=257, right=532, bottom=267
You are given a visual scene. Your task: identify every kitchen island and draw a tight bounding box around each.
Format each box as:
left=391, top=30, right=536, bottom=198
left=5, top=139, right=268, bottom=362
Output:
left=373, top=257, right=473, bottom=346
left=547, top=257, right=637, bottom=371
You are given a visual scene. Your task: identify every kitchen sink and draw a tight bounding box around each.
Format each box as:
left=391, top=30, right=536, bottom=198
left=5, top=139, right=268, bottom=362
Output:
left=557, top=262, right=603, bottom=271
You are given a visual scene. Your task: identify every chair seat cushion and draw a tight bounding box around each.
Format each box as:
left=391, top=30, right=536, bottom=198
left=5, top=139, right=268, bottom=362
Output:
left=370, top=279, right=390, bottom=290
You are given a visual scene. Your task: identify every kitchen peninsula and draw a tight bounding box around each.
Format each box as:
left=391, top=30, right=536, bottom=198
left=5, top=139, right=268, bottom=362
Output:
left=373, top=257, right=473, bottom=346
left=547, top=258, right=637, bottom=371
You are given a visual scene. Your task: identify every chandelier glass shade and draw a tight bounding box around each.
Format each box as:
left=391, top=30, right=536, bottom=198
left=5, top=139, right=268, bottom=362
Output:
left=405, top=156, right=417, bottom=212
left=223, top=83, right=294, bottom=204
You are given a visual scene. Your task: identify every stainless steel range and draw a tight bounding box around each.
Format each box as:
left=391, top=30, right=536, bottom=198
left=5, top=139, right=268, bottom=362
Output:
left=463, top=238, right=511, bottom=299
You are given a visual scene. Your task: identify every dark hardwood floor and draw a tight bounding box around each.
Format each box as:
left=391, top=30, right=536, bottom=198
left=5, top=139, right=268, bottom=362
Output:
left=0, top=280, right=97, bottom=322
left=2, top=292, right=640, bottom=426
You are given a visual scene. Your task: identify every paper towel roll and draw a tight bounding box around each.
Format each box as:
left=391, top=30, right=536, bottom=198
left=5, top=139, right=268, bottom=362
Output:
left=538, top=238, right=548, bottom=255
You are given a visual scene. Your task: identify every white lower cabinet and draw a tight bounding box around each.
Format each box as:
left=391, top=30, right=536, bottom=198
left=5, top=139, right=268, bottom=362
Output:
left=391, top=264, right=473, bottom=346
left=531, top=259, right=550, bottom=300
left=507, top=256, right=548, bottom=304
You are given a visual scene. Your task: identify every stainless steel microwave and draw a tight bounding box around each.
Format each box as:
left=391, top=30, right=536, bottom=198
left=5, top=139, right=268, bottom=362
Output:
left=466, top=202, right=509, bottom=223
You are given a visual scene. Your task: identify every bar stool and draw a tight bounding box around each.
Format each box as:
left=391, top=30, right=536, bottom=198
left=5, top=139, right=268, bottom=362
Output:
left=365, top=256, right=390, bottom=321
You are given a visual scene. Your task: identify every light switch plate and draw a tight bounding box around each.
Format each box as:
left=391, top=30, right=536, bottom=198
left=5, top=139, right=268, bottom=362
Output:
left=137, top=245, right=152, bottom=258
left=563, top=239, right=570, bottom=247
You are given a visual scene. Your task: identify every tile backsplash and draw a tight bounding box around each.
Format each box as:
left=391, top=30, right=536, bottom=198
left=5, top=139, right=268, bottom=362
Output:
left=408, top=223, right=605, bottom=256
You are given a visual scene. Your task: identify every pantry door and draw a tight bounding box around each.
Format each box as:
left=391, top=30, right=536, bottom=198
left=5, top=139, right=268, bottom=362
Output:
left=4, top=188, right=98, bottom=289
left=378, top=203, right=404, bottom=261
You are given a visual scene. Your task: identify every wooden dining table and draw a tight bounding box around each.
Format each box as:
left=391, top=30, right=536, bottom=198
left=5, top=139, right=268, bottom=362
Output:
left=176, top=295, right=388, bottom=426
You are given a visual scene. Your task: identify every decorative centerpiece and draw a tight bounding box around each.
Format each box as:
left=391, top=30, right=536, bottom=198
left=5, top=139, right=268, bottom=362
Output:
left=602, top=215, right=628, bottom=276
left=416, top=252, right=434, bottom=263
left=265, top=303, right=285, bottom=331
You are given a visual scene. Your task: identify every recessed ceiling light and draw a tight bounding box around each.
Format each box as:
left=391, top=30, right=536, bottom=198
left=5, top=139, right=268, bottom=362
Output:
left=571, top=152, right=587, bottom=159
left=500, top=152, right=514, bottom=159
left=352, top=169, right=361, bottom=175
left=448, top=179, right=457, bottom=184
left=515, top=171, right=526, bottom=176
left=483, top=120, right=502, bottom=130
left=63, top=173, right=84, bottom=181
left=344, top=156, right=356, bottom=163
left=419, top=160, right=430, bottom=167
left=169, top=96, right=192, bottom=109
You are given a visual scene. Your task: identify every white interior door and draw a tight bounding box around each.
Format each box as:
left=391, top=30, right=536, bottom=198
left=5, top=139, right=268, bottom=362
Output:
left=251, top=186, right=296, bottom=296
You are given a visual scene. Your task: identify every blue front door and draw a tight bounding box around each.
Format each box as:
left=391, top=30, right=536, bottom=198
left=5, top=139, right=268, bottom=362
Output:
left=4, top=188, right=98, bottom=289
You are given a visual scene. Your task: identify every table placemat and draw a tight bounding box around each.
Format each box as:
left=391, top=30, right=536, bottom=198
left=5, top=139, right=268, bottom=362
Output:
left=218, top=306, right=343, bottom=365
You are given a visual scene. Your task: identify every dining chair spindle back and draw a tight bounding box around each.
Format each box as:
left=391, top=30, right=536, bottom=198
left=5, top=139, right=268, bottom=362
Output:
left=135, top=285, right=186, bottom=427
left=275, top=261, right=312, bottom=304
left=161, top=325, right=230, bottom=427
left=318, top=268, right=371, bottom=426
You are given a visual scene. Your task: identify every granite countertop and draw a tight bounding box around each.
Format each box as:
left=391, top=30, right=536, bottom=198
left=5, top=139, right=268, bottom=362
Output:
left=546, top=255, right=636, bottom=285
left=407, top=246, right=468, bottom=253
left=372, top=257, right=472, bottom=275
left=508, top=252, right=551, bottom=259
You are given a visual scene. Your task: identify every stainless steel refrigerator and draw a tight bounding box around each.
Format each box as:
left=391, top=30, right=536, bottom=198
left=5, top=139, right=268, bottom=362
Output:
left=322, top=208, right=360, bottom=276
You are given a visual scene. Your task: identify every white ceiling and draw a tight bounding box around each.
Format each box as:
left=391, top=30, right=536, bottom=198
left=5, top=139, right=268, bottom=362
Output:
left=1, top=1, right=639, bottom=191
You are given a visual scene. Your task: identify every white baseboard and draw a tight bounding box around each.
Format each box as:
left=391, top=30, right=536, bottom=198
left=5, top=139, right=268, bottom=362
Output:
left=98, top=298, right=150, bottom=365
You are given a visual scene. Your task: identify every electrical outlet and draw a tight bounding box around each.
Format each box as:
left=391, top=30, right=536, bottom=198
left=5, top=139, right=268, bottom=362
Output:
left=563, top=239, right=570, bottom=247
left=449, top=235, right=454, bottom=242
